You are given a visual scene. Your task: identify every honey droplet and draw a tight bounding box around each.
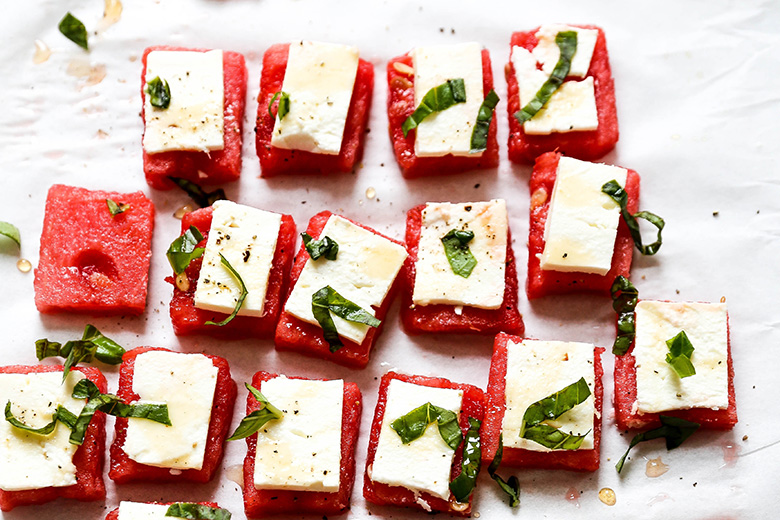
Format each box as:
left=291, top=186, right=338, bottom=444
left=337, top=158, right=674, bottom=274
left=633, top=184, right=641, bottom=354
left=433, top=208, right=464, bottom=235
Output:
left=598, top=487, right=616, bottom=506
left=645, top=456, right=669, bottom=478
left=365, top=187, right=376, bottom=199
left=393, top=62, right=414, bottom=75
left=175, top=272, right=190, bottom=292
left=101, top=0, right=123, bottom=28
left=16, top=259, right=32, bottom=273
left=173, top=204, right=194, bottom=219
left=531, top=187, right=548, bottom=210
left=33, top=40, right=51, bottom=64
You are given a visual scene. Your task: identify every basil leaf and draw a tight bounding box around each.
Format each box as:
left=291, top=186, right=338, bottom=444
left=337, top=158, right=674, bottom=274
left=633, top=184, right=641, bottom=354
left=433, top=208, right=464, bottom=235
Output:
left=268, top=91, right=290, bottom=120
left=36, top=325, right=126, bottom=381
left=441, top=229, right=477, bottom=278
left=167, top=225, right=205, bottom=275
left=488, top=434, right=520, bottom=508
left=80, top=324, right=126, bottom=365
left=311, top=286, right=381, bottom=352
left=610, top=275, right=639, bottom=355
left=602, top=180, right=665, bottom=255
left=146, top=76, right=171, bottom=109
left=522, top=424, right=590, bottom=450
left=665, top=330, right=696, bottom=378
left=470, top=89, right=499, bottom=153
left=106, top=199, right=130, bottom=217
left=402, top=78, right=467, bottom=137
left=520, top=377, right=591, bottom=433
left=616, top=415, right=700, bottom=473
left=4, top=401, right=76, bottom=436
left=166, top=503, right=232, bottom=520
left=58, top=12, right=88, bottom=51
left=167, top=176, right=227, bottom=208
left=0, top=221, right=21, bottom=249
left=514, top=31, right=576, bottom=124
left=301, top=232, right=339, bottom=261
left=390, top=402, right=462, bottom=450
left=449, top=417, right=482, bottom=503
left=205, top=253, right=248, bottom=327
left=227, top=383, right=283, bottom=441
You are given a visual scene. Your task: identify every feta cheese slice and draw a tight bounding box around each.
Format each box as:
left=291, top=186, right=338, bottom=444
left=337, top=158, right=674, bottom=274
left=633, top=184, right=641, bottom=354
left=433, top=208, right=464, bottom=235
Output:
left=512, top=46, right=598, bottom=135
left=271, top=41, right=359, bottom=155
left=412, top=42, right=484, bottom=157
left=117, top=502, right=173, bottom=520
left=532, top=24, right=599, bottom=78
left=502, top=339, right=596, bottom=452
left=0, top=371, right=86, bottom=491
left=254, top=376, right=343, bottom=492
left=143, top=50, right=225, bottom=154
left=123, top=351, right=218, bottom=470
left=371, top=379, right=463, bottom=500
left=633, top=301, right=729, bottom=414
left=284, top=215, right=407, bottom=344
left=413, top=199, right=507, bottom=309
left=540, top=156, right=627, bottom=275
left=194, top=200, right=283, bottom=318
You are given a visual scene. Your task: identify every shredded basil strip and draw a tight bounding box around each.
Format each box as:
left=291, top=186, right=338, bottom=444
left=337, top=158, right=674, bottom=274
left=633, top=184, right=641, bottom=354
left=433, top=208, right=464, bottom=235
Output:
left=610, top=275, right=639, bottom=355
left=165, top=503, right=232, bottom=520
left=268, top=91, right=290, bottom=120
left=145, top=76, right=171, bottom=109
left=58, top=12, right=88, bottom=50
left=167, top=225, right=205, bottom=275
left=390, top=402, right=462, bottom=450
left=301, top=232, right=339, bottom=261
left=106, top=199, right=130, bottom=217
left=36, top=324, right=126, bottom=381
left=441, top=229, right=477, bottom=278
left=470, top=89, right=499, bottom=153
left=402, top=78, right=467, bottom=137
left=449, top=417, right=482, bottom=503
left=205, top=253, right=248, bottom=327
left=523, top=424, right=590, bottom=450
left=488, top=434, right=520, bottom=508
left=5, top=401, right=77, bottom=436
left=518, top=377, right=591, bottom=450
left=616, top=415, right=700, bottom=473
left=602, top=180, right=665, bottom=255
left=167, top=176, right=227, bottom=208
left=227, top=383, right=283, bottom=441
left=666, top=330, right=696, bottom=378
left=311, top=286, right=381, bottom=352
left=514, top=31, right=577, bottom=124
left=0, top=221, right=21, bottom=248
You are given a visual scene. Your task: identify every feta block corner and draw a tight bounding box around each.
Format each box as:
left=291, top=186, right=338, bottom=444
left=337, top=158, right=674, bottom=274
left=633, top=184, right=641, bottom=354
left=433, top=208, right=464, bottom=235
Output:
left=143, top=49, right=225, bottom=154
left=532, top=24, right=599, bottom=78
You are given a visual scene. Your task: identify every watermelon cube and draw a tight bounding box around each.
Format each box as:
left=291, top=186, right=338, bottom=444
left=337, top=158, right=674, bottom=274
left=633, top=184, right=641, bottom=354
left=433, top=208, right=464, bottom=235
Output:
left=106, top=501, right=227, bottom=520
left=34, top=184, right=155, bottom=315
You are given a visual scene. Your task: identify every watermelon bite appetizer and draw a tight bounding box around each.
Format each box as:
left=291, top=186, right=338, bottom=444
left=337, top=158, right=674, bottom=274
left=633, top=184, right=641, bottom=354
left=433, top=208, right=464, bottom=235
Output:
left=106, top=501, right=231, bottom=520
left=0, top=365, right=107, bottom=511
left=401, top=199, right=524, bottom=336
left=274, top=211, right=408, bottom=369
left=34, top=184, right=155, bottom=315
left=256, top=41, right=374, bottom=176
left=141, top=46, right=248, bottom=190
left=240, top=371, right=362, bottom=518
left=526, top=152, right=639, bottom=299
left=507, top=24, right=618, bottom=163
left=166, top=201, right=296, bottom=339
left=482, top=333, right=604, bottom=472
left=387, top=42, right=499, bottom=178
left=109, top=347, right=236, bottom=484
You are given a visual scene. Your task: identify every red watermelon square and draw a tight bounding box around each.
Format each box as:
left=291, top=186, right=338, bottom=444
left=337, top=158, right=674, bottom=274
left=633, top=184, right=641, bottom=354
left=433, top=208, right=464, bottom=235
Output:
left=109, top=347, right=236, bottom=484
left=242, top=371, right=362, bottom=518
left=256, top=43, right=374, bottom=177
left=141, top=46, right=248, bottom=190
left=526, top=152, right=639, bottom=299
left=506, top=25, right=618, bottom=164
left=363, top=372, right=485, bottom=516
left=387, top=48, right=499, bottom=178
left=0, top=365, right=106, bottom=512
left=167, top=206, right=297, bottom=340
left=400, top=203, right=524, bottom=336
left=105, top=501, right=227, bottom=519
left=481, top=333, right=603, bottom=472
left=34, top=184, right=155, bottom=316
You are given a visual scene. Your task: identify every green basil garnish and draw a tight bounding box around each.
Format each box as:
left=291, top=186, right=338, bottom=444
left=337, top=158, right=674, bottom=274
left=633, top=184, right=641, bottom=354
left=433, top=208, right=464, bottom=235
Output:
left=522, top=424, right=590, bottom=450
left=145, top=76, right=171, bottom=109
left=449, top=417, right=481, bottom=503
left=167, top=176, right=227, bottom=208
left=165, top=503, right=232, bottom=520
left=390, top=402, right=462, bottom=450
left=666, top=330, right=696, bottom=378
left=514, top=31, right=576, bottom=124
left=36, top=324, right=126, bottom=381
left=402, top=78, right=467, bottom=137
left=616, top=415, right=700, bottom=473
left=0, top=221, right=21, bottom=249
left=58, top=12, right=88, bottom=51
left=441, top=229, right=477, bottom=278
left=470, top=89, right=499, bottom=153
left=311, top=285, right=380, bottom=352
left=519, top=377, right=591, bottom=450
left=106, top=199, right=130, bottom=217
left=227, top=383, right=283, bottom=441
left=610, top=275, right=639, bottom=356
left=301, top=232, right=339, bottom=261
left=488, top=434, right=520, bottom=508
left=167, top=225, right=205, bottom=275
left=5, top=401, right=77, bottom=436
left=268, top=91, right=290, bottom=120
left=205, top=253, right=248, bottom=327
left=602, top=180, right=665, bottom=255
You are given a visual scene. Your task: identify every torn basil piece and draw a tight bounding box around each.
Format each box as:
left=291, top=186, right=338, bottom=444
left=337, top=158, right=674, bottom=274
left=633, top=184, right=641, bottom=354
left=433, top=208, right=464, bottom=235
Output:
left=311, top=286, right=380, bottom=352
left=58, top=12, right=88, bottom=50
left=470, top=89, right=499, bottom=153
left=488, top=434, right=520, bottom=508
left=390, top=402, right=462, bottom=450
left=519, top=377, right=591, bottom=450
left=167, top=176, right=227, bottom=208
left=449, top=417, right=482, bottom=503
left=165, top=503, right=232, bottom=520
left=616, top=415, right=700, bottom=473
left=167, top=225, right=205, bottom=275
left=227, top=383, right=283, bottom=441
left=205, top=253, right=248, bottom=327
left=268, top=91, right=290, bottom=120
left=5, top=401, right=77, bottom=436
left=0, top=221, right=21, bottom=249
left=402, top=78, right=467, bottom=137
left=610, top=275, right=639, bottom=355
left=602, top=180, right=665, bottom=255
left=146, top=76, right=171, bottom=109
left=514, top=31, right=576, bottom=124
left=36, top=324, right=126, bottom=381
left=666, top=330, right=696, bottom=378
left=522, top=424, right=590, bottom=450
left=106, top=199, right=130, bottom=217
left=441, top=229, right=477, bottom=278
left=301, top=232, right=339, bottom=261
